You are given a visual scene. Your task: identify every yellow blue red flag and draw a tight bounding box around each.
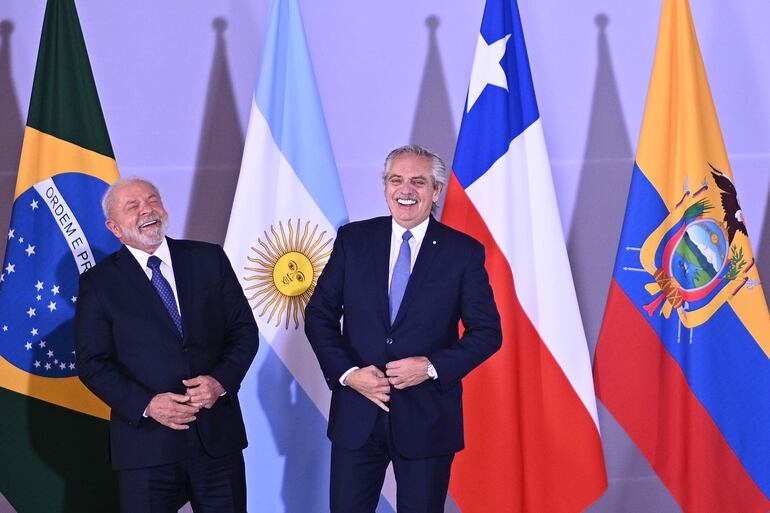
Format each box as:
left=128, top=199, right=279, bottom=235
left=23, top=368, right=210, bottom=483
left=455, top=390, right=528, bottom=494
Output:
left=593, top=1, right=770, bottom=511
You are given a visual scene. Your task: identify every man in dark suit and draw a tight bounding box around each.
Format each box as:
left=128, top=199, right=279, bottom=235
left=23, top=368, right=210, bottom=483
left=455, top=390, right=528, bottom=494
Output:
left=75, top=178, right=258, bottom=513
left=305, top=145, right=502, bottom=513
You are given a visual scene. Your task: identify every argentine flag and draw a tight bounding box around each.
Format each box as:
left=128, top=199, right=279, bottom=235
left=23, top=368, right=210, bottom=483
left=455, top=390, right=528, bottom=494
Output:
left=224, top=1, right=394, bottom=510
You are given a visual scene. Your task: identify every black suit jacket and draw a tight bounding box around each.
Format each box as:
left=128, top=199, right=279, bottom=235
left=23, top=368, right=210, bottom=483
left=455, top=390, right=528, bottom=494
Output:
left=305, top=216, right=501, bottom=458
left=75, top=238, right=258, bottom=470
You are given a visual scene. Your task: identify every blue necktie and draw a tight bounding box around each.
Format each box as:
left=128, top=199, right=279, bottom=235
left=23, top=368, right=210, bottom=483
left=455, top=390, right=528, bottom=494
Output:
left=147, top=255, right=184, bottom=337
left=389, top=230, right=413, bottom=324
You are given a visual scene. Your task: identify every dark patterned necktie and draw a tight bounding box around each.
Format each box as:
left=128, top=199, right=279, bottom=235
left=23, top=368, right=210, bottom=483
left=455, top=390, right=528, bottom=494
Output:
left=146, top=255, right=184, bottom=337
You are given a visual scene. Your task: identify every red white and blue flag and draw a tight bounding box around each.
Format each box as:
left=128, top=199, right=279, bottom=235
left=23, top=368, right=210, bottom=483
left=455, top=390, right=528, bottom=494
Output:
left=441, top=1, right=607, bottom=511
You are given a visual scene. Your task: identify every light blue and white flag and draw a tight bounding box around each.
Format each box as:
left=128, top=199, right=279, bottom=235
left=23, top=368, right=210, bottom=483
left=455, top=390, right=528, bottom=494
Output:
left=224, top=1, right=394, bottom=510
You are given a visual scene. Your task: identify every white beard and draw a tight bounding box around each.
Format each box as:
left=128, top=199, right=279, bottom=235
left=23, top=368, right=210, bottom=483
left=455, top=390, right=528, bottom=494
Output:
left=119, top=213, right=169, bottom=249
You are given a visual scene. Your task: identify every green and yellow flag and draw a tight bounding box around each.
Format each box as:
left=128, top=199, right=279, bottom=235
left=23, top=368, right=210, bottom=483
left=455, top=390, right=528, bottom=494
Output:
left=0, top=0, right=120, bottom=510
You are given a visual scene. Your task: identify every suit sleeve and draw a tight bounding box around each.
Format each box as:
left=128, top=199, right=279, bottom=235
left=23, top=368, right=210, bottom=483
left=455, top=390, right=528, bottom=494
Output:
left=304, top=227, right=358, bottom=390
left=208, top=245, right=259, bottom=394
left=428, top=242, right=502, bottom=391
left=75, top=270, right=154, bottom=426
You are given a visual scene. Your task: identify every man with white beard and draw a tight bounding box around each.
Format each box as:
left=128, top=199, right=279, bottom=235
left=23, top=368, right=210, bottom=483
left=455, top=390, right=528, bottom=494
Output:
left=75, top=178, right=258, bottom=513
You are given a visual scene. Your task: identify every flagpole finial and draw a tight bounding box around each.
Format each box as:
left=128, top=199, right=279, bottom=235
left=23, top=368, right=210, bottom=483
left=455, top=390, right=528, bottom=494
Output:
left=212, top=17, right=227, bottom=34
left=0, top=19, right=13, bottom=38
left=595, top=13, right=609, bottom=30
left=426, top=15, right=439, bottom=32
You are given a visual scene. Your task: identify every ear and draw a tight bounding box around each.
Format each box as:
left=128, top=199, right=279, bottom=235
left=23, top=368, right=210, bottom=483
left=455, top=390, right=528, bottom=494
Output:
left=105, top=219, right=122, bottom=239
left=432, top=183, right=443, bottom=202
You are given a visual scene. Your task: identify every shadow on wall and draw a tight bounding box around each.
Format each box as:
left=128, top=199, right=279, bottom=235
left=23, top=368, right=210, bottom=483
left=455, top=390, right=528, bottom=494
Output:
left=409, top=16, right=457, bottom=220
left=0, top=492, right=15, bottom=513
left=409, top=16, right=462, bottom=513
left=0, top=20, right=24, bottom=262
left=567, top=13, right=633, bottom=357
left=184, top=18, right=245, bottom=246
left=704, top=2, right=770, bottom=308
left=573, top=14, right=681, bottom=513
left=758, top=181, right=770, bottom=307
left=257, top=347, right=331, bottom=513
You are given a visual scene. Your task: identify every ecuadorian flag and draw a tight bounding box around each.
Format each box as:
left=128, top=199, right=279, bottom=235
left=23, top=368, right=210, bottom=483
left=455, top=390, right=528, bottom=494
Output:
left=593, top=1, right=770, bottom=511
left=0, top=0, right=120, bottom=510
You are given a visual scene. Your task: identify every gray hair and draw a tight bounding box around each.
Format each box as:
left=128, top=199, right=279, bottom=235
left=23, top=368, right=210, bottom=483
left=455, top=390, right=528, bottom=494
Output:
left=101, top=177, right=161, bottom=219
left=382, top=144, right=447, bottom=190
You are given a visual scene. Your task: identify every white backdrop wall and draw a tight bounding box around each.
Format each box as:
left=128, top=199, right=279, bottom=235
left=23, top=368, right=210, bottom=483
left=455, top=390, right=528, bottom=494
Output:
left=1, top=1, right=769, bottom=512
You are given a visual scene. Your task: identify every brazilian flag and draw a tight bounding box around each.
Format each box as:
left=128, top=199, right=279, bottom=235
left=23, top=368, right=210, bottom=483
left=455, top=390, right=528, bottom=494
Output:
left=0, top=1, right=120, bottom=510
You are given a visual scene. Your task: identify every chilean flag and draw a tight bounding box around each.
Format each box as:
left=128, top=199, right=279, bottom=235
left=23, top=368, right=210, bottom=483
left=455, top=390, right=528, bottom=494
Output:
left=441, top=1, right=608, bottom=511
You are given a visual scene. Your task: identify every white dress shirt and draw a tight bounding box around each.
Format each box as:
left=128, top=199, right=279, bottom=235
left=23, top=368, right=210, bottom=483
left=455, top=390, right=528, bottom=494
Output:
left=387, top=217, right=429, bottom=288
left=125, top=238, right=186, bottom=418
left=125, top=238, right=181, bottom=315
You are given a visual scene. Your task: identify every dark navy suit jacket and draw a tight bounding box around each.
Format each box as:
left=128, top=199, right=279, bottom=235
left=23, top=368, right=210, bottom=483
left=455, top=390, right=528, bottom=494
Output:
left=305, top=216, right=502, bottom=458
left=75, top=238, right=258, bottom=470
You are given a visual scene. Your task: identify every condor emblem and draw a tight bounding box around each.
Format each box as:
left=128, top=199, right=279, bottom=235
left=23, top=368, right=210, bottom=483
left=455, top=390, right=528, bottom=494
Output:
left=633, top=164, right=760, bottom=338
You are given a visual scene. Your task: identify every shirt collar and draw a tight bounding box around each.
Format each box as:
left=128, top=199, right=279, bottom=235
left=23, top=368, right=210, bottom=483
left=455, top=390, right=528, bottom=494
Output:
left=391, top=216, right=430, bottom=244
left=125, top=237, right=172, bottom=270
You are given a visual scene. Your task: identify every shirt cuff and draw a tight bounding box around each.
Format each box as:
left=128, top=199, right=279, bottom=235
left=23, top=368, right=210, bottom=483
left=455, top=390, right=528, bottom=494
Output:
left=339, top=366, right=360, bottom=386
left=427, top=361, right=438, bottom=380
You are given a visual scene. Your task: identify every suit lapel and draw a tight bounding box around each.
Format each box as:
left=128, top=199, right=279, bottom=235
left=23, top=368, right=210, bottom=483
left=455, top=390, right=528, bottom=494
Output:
left=372, top=218, right=392, bottom=328
left=391, top=216, right=441, bottom=328
left=113, top=242, right=182, bottom=341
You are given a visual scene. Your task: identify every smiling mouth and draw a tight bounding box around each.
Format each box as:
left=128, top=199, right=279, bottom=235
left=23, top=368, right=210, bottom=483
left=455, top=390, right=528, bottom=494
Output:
left=139, top=219, right=159, bottom=230
left=396, top=198, right=417, bottom=206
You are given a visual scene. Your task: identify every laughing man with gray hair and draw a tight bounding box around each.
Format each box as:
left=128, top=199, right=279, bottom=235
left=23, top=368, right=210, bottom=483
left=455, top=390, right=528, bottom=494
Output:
left=75, top=178, right=258, bottom=513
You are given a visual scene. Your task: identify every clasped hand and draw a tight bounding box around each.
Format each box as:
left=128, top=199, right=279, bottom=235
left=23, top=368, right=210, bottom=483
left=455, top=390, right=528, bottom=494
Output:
left=147, top=375, right=224, bottom=430
left=385, top=356, right=430, bottom=390
left=345, top=357, right=430, bottom=412
left=182, top=375, right=224, bottom=409
left=345, top=366, right=391, bottom=412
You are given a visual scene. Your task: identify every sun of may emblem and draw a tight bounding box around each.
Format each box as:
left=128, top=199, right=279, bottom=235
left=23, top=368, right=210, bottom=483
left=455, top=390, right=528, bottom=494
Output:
left=244, top=219, right=333, bottom=329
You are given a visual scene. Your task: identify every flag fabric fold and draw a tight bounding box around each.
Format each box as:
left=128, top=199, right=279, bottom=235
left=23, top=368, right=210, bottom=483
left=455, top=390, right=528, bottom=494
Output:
left=223, top=1, right=394, bottom=511
left=441, top=0, right=607, bottom=511
left=0, top=0, right=120, bottom=510
left=593, top=0, right=770, bottom=511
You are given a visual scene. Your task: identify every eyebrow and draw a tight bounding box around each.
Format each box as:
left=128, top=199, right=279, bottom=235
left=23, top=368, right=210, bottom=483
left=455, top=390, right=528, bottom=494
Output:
left=387, top=174, right=429, bottom=180
left=122, top=193, right=158, bottom=206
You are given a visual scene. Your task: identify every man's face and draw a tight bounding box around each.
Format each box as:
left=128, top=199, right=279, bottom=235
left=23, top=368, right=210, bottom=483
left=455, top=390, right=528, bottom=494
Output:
left=384, top=154, right=441, bottom=230
left=105, top=181, right=169, bottom=253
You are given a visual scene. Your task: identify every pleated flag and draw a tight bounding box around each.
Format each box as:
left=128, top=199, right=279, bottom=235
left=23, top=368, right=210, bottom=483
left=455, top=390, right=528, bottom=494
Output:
left=593, top=1, right=770, bottom=511
left=0, top=1, right=120, bottom=510
left=441, top=0, right=608, bottom=511
left=223, top=1, right=395, bottom=510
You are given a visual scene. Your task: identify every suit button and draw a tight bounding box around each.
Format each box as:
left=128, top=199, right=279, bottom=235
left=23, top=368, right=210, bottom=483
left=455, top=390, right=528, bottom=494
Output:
left=182, top=346, right=188, bottom=353
left=385, top=338, right=393, bottom=345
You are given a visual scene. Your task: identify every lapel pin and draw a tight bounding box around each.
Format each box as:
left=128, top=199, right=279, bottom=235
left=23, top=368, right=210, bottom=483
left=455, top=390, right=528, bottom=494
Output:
left=432, top=240, right=437, bottom=245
